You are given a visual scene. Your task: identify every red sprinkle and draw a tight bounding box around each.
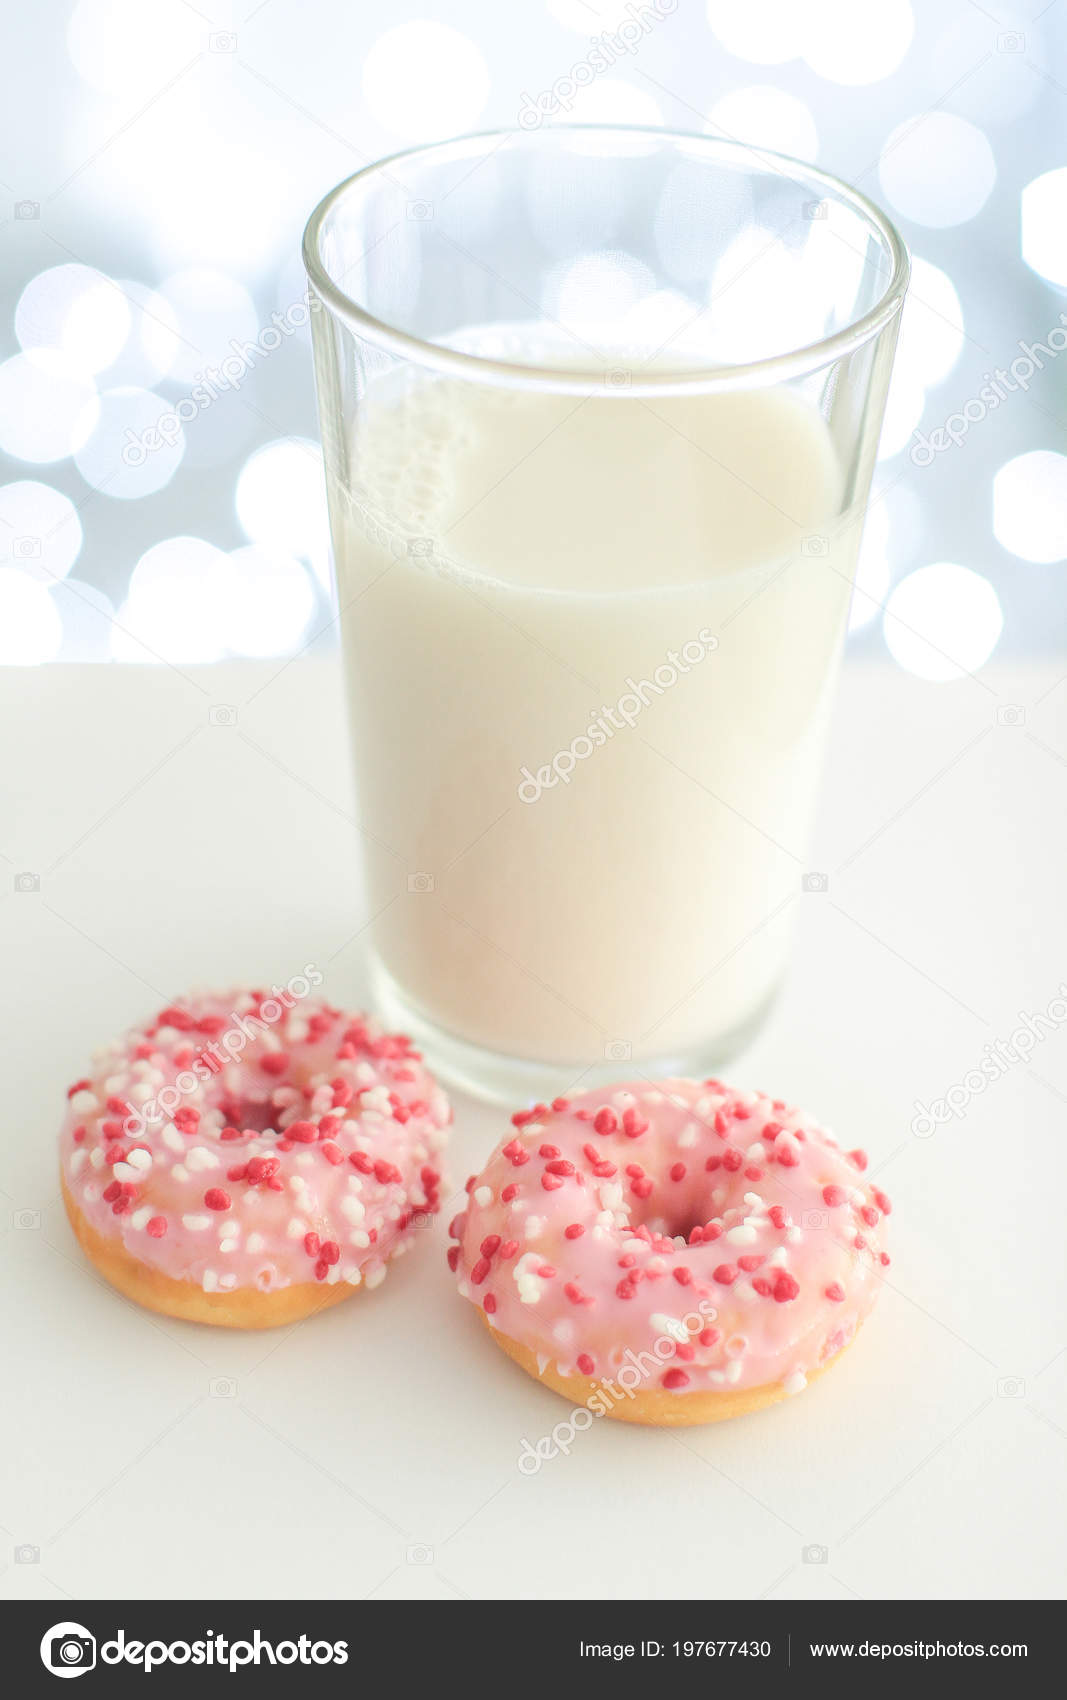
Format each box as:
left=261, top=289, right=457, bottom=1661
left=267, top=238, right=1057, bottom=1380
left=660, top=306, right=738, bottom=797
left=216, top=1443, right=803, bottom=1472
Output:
left=713, top=1263, right=738, bottom=1286
left=480, top=1234, right=501, bottom=1258
left=470, top=1257, right=491, bottom=1285
left=564, top=1224, right=585, bottom=1240
left=577, top=1353, right=595, bottom=1375
left=260, top=1052, right=289, bottom=1076
left=594, top=1108, right=618, bottom=1134
left=822, top=1184, right=847, bottom=1207
left=773, top=1271, right=800, bottom=1303
left=146, top=1216, right=167, bottom=1238
left=669, top=1162, right=686, bottom=1182
left=287, top=1120, right=317, bottom=1144
left=483, top=1293, right=497, bottom=1314
left=849, top=1148, right=869, bottom=1171
left=662, top=1368, right=690, bottom=1390
left=304, top=1232, right=321, bottom=1257
left=825, top=1282, right=846, bottom=1302
left=672, top=1266, right=693, bottom=1286
left=204, top=1188, right=231, bottom=1211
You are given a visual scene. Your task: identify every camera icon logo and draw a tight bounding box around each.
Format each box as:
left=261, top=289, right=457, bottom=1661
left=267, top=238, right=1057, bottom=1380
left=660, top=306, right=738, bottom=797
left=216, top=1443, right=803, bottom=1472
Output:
left=208, top=704, right=237, bottom=727
left=605, top=1039, right=632, bottom=1061
left=997, top=31, right=1025, bottom=53
left=802, top=1543, right=829, bottom=1564
left=40, top=1622, right=96, bottom=1678
left=802, top=871, right=828, bottom=894
left=13, top=1208, right=40, bottom=1230
left=605, top=368, right=632, bottom=389
left=407, top=537, right=435, bottom=557
left=407, top=200, right=434, bottom=221
left=209, top=1376, right=237, bottom=1398
left=803, top=1208, right=829, bottom=1231
left=15, top=200, right=40, bottom=220
left=406, top=1544, right=433, bottom=1564
left=14, top=871, right=40, bottom=893
left=16, top=1543, right=40, bottom=1563
left=803, top=200, right=828, bottom=221
left=14, top=536, right=42, bottom=558
left=209, top=31, right=237, bottom=52
left=997, top=1376, right=1025, bottom=1398
left=802, top=534, right=829, bottom=557
left=996, top=704, right=1025, bottom=727
left=407, top=872, right=435, bottom=893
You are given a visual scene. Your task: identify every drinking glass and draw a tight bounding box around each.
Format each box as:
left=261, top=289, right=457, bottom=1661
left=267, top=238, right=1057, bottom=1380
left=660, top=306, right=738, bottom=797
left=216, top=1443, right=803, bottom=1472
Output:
left=303, top=127, right=908, bottom=1101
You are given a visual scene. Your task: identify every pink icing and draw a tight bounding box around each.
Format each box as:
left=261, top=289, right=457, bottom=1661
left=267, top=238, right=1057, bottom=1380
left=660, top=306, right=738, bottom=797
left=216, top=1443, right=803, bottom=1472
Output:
left=60, top=990, right=450, bottom=1297
left=450, top=1078, right=890, bottom=1397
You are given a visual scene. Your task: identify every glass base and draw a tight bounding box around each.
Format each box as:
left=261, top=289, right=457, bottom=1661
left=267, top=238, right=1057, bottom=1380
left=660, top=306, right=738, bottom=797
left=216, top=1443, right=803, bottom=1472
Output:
left=370, top=957, right=777, bottom=1106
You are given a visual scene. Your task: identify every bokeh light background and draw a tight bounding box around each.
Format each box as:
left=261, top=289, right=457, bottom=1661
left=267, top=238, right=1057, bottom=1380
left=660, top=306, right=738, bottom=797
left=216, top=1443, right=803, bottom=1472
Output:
left=0, top=0, right=1063, bottom=676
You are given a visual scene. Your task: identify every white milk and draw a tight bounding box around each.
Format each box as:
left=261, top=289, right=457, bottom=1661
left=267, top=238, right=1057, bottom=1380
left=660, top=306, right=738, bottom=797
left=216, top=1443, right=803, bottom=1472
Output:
left=331, top=357, right=858, bottom=1069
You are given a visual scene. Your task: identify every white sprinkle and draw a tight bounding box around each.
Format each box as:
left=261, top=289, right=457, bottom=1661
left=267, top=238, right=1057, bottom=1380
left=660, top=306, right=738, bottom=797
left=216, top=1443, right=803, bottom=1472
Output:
left=103, top=1075, right=125, bottom=1097
left=217, top=1273, right=237, bottom=1290
left=343, top=1266, right=362, bottom=1285
left=130, top=1206, right=151, bottom=1230
left=725, top=1360, right=743, bottom=1383
left=162, top=1125, right=185, bottom=1154
left=340, top=1194, right=365, bottom=1224
left=348, top=1229, right=370, bottom=1247
left=70, top=1149, right=86, bottom=1176
left=364, top=1261, right=386, bottom=1290
left=126, top=1147, right=152, bottom=1171
left=202, top=1269, right=219, bottom=1292
left=553, top=1320, right=576, bottom=1345
left=677, top=1121, right=699, bottom=1148
left=89, top=1147, right=105, bottom=1170
left=182, top=1214, right=211, bottom=1231
left=726, top=1224, right=758, bottom=1246
left=69, top=1090, right=99, bottom=1115
left=473, top=1185, right=492, bottom=1207
left=650, top=1312, right=690, bottom=1344
left=171, top=1164, right=189, bottom=1183
left=286, top=1217, right=306, bottom=1239
left=735, top=1282, right=759, bottom=1304
left=745, top=1144, right=766, bottom=1163
left=536, top=1352, right=551, bottom=1376
left=129, top=1083, right=154, bottom=1105
left=289, top=1175, right=306, bottom=1192
left=769, top=1246, right=789, bottom=1266
left=246, top=1233, right=265, bottom=1253
left=524, top=1215, right=545, bottom=1241
left=783, top=1370, right=808, bottom=1396
left=786, top=1226, right=803, bottom=1244
left=185, top=1146, right=219, bottom=1172
left=112, top=1161, right=140, bottom=1184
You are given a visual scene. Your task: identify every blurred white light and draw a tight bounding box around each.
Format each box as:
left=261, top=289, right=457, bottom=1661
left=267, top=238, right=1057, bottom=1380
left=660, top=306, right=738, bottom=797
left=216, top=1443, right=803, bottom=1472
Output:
left=235, top=439, right=329, bottom=562
left=105, top=280, right=180, bottom=385
left=548, top=0, right=641, bottom=29
left=883, top=562, right=1002, bottom=681
left=705, top=230, right=828, bottom=363
left=993, top=451, right=1067, bottom=564
left=157, top=270, right=258, bottom=386
left=848, top=501, right=890, bottom=632
left=707, top=85, right=818, bottom=162
left=928, top=11, right=1041, bottom=129
left=877, top=370, right=926, bottom=461
left=66, top=0, right=201, bottom=98
left=362, top=23, right=489, bottom=142
left=567, top=80, right=665, bottom=137
left=893, top=257, right=965, bottom=391
left=879, top=114, right=995, bottom=227
left=654, top=159, right=753, bottom=285
left=1021, top=169, right=1067, bottom=287
left=15, top=265, right=131, bottom=376
left=0, top=481, right=83, bottom=584
left=803, top=0, right=914, bottom=85
left=546, top=251, right=656, bottom=333
left=223, top=545, right=316, bottom=657
left=0, top=568, right=64, bottom=664
left=73, top=386, right=185, bottom=499
left=52, top=579, right=115, bottom=661
left=118, top=536, right=233, bottom=664
left=705, top=0, right=802, bottom=65
left=0, top=353, right=99, bottom=463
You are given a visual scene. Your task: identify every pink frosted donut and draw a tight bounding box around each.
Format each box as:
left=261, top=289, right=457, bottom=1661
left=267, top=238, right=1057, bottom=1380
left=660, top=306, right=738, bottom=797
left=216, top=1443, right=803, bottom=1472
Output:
left=60, top=989, right=451, bottom=1328
left=450, top=1078, right=890, bottom=1425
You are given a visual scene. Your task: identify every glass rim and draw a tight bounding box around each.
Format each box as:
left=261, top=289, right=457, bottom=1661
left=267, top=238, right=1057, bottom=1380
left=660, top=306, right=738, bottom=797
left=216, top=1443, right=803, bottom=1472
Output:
left=302, top=125, right=911, bottom=395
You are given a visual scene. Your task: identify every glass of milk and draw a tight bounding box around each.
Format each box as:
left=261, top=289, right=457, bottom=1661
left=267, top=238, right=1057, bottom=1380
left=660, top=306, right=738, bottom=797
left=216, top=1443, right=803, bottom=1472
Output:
left=304, top=128, right=908, bottom=1100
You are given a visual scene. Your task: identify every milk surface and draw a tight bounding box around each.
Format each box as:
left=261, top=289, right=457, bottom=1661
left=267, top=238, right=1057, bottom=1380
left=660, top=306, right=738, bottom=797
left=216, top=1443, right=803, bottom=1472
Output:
left=331, top=354, right=858, bottom=1067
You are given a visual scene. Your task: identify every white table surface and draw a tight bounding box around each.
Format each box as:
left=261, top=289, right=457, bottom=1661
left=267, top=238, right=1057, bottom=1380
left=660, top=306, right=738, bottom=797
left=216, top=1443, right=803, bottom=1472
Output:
left=1, top=653, right=1064, bottom=1602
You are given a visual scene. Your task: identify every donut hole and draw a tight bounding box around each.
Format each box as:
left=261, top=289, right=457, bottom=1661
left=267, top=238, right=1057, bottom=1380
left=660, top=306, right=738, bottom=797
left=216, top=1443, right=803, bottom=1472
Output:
left=626, top=1175, right=725, bottom=1244
left=213, top=1089, right=278, bottom=1135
